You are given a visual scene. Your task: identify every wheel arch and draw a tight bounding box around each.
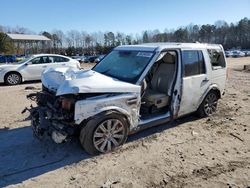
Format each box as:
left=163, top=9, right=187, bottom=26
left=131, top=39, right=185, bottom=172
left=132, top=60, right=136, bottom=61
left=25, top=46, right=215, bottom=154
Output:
left=4, top=71, right=23, bottom=83
left=79, top=109, right=132, bottom=131
left=196, top=84, right=221, bottom=110
left=79, top=109, right=130, bottom=155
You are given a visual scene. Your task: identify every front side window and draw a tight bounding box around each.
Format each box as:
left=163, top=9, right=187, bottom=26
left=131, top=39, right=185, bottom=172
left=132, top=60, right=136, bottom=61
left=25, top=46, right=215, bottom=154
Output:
left=207, top=49, right=226, bottom=68
left=31, top=56, right=52, bottom=64
left=182, top=50, right=205, bottom=77
left=93, top=50, right=154, bottom=83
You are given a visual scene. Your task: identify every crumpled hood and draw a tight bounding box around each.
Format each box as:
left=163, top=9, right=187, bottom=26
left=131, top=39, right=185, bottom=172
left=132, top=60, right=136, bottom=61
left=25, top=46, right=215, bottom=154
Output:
left=42, top=67, right=140, bottom=96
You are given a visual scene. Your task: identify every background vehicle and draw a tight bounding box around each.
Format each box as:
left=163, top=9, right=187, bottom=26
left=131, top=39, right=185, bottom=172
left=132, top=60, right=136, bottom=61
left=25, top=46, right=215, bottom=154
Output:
left=243, top=50, right=250, bottom=56
left=28, top=43, right=227, bottom=155
left=71, top=55, right=82, bottom=62
left=95, top=54, right=106, bottom=64
left=0, top=54, right=80, bottom=85
left=225, top=51, right=233, bottom=57
left=232, top=50, right=245, bottom=57
left=82, top=55, right=98, bottom=63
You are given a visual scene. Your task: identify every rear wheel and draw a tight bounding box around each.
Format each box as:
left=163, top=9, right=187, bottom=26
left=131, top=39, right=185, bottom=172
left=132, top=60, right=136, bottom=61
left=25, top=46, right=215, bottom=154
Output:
left=196, top=91, right=218, bottom=117
left=5, top=72, right=22, bottom=85
left=79, top=112, right=128, bottom=155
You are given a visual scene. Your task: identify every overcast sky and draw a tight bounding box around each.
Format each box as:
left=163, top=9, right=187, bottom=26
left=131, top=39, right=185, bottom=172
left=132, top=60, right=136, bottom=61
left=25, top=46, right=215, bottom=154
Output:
left=1, top=0, right=250, bottom=34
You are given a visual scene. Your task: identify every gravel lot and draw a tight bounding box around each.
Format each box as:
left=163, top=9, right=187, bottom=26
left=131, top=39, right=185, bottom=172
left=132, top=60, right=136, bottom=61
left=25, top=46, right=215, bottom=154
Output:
left=0, top=58, right=249, bottom=188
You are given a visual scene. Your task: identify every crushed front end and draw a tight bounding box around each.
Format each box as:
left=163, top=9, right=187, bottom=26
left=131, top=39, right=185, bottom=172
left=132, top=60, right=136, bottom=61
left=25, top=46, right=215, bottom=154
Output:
left=26, top=85, right=77, bottom=143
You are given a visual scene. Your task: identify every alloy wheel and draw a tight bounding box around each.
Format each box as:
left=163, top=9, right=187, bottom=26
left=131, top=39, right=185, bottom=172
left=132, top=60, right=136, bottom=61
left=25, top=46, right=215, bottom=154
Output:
left=7, top=74, right=20, bottom=85
left=93, top=119, right=126, bottom=153
left=204, top=93, right=218, bottom=115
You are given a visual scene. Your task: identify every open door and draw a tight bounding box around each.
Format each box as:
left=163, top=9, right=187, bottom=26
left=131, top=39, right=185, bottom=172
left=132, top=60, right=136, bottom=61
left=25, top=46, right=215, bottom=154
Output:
left=170, top=49, right=182, bottom=119
left=137, top=49, right=182, bottom=130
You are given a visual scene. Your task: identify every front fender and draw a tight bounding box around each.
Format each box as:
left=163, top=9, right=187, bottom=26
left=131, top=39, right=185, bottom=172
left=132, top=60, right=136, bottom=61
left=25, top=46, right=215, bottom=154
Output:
left=74, top=93, right=140, bottom=130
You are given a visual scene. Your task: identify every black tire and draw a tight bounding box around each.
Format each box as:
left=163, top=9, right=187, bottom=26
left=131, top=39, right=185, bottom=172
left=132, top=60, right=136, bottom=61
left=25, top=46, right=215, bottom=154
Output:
left=196, top=91, right=219, bottom=117
left=4, top=72, right=22, bottom=85
left=79, top=112, right=128, bottom=155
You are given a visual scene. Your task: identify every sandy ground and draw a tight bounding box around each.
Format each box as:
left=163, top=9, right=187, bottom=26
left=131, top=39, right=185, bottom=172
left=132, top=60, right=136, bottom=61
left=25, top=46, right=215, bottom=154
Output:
left=0, top=58, right=249, bottom=188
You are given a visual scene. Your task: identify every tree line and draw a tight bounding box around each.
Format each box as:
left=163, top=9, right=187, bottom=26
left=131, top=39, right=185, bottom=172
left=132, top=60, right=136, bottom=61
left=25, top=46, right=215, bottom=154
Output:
left=0, top=17, right=250, bottom=55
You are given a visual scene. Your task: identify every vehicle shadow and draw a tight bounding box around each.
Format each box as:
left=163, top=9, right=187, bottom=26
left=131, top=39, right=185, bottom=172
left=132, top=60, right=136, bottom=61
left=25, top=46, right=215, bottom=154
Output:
left=0, top=114, right=199, bottom=187
left=0, top=126, right=90, bottom=187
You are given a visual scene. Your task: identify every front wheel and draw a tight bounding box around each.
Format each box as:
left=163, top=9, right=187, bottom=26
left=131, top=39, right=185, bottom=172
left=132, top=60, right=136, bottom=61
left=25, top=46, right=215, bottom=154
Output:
left=196, top=91, right=219, bottom=117
left=79, top=112, right=128, bottom=155
left=5, top=72, right=22, bottom=85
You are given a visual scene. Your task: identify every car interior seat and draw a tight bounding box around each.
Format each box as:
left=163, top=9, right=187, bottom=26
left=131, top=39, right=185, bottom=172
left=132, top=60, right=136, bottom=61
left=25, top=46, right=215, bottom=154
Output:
left=143, top=52, right=176, bottom=112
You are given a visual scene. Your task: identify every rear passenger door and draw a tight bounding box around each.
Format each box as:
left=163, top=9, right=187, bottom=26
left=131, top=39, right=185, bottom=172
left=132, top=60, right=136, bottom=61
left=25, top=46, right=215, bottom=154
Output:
left=178, top=50, right=210, bottom=116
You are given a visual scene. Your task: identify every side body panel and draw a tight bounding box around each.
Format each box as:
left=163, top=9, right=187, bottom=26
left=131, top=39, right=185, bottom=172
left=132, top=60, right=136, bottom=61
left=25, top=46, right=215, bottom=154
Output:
left=178, top=47, right=227, bottom=117
left=74, top=93, right=141, bottom=130
left=178, top=49, right=212, bottom=116
left=210, top=46, right=227, bottom=95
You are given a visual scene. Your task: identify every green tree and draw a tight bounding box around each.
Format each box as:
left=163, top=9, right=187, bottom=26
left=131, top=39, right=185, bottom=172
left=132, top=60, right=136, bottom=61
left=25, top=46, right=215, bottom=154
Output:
left=0, top=32, right=15, bottom=54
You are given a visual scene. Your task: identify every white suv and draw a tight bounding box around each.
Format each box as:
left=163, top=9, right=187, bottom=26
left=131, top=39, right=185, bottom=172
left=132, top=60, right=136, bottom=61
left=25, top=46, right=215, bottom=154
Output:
left=0, top=54, right=81, bottom=85
left=27, top=43, right=227, bottom=155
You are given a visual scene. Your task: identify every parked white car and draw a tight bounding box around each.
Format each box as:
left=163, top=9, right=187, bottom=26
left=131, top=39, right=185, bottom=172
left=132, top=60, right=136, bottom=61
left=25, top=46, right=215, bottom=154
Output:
left=0, top=54, right=81, bottom=85
left=26, top=43, right=227, bottom=155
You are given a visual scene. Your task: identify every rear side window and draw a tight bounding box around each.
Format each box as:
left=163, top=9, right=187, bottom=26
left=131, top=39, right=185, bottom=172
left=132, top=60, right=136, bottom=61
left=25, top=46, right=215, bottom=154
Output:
left=207, top=49, right=226, bottom=68
left=53, top=56, right=69, bottom=63
left=182, top=50, right=205, bottom=77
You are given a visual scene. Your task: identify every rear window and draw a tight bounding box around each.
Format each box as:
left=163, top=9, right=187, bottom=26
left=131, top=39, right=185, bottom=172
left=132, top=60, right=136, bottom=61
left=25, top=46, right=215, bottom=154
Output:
left=207, top=49, right=226, bottom=68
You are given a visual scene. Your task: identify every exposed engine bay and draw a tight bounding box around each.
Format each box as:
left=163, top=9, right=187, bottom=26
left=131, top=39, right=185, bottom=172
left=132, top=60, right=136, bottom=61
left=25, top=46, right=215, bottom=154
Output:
left=25, top=85, right=107, bottom=143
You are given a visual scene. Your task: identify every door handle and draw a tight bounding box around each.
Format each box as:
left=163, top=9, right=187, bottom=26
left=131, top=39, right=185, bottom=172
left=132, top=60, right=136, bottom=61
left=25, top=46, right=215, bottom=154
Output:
left=42, top=65, right=47, bottom=68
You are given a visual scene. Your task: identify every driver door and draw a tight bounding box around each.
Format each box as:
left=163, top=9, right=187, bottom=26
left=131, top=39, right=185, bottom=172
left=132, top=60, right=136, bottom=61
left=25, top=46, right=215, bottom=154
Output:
left=170, top=49, right=182, bottom=119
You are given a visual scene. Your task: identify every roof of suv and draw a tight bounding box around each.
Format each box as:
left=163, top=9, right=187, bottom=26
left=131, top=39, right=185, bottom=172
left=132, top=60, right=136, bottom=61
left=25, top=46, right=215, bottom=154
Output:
left=115, top=43, right=223, bottom=52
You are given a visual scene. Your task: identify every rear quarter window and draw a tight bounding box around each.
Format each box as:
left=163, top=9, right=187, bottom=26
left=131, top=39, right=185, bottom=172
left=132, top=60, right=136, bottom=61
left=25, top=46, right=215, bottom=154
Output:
left=207, top=49, right=226, bottom=69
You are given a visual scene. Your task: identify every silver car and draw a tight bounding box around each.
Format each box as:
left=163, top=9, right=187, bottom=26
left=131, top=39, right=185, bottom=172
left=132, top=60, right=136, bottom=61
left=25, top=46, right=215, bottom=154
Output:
left=0, top=54, right=81, bottom=85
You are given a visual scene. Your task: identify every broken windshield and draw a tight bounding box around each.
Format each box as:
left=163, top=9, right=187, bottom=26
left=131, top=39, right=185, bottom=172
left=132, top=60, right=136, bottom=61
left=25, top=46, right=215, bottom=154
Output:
left=93, top=50, right=154, bottom=83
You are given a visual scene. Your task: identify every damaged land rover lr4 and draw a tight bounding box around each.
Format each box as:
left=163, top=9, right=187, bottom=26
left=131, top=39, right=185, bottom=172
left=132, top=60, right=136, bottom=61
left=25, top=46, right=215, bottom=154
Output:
left=26, top=43, right=227, bottom=155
